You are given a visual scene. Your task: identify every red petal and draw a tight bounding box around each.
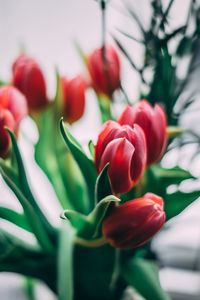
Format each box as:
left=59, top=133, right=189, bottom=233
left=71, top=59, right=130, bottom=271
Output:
left=99, top=137, right=135, bottom=194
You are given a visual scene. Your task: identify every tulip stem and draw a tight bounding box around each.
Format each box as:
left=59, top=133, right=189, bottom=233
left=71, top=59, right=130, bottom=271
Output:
left=75, top=236, right=107, bottom=248
left=100, top=0, right=107, bottom=53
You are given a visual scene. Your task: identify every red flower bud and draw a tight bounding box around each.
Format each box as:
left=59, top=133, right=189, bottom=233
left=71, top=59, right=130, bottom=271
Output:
left=0, top=86, right=28, bottom=126
left=61, top=75, right=86, bottom=124
left=0, top=109, right=15, bottom=157
left=0, top=86, right=27, bottom=157
left=118, top=100, right=168, bottom=166
left=95, top=121, right=146, bottom=194
left=102, top=193, right=166, bottom=249
left=87, top=45, right=120, bottom=96
left=12, top=54, right=48, bottom=111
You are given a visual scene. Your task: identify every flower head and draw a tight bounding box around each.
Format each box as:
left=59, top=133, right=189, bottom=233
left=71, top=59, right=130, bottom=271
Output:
left=87, top=45, right=120, bottom=97
left=119, top=100, right=168, bottom=166
left=102, top=193, right=165, bottom=249
left=12, top=54, right=49, bottom=111
left=95, top=121, right=146, bottom=194
left=61, top=75, right=86, bottom=124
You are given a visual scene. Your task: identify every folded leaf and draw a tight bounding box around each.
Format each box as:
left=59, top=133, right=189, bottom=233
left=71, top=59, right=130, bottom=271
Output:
left=62, top=195, right=120, bottom=240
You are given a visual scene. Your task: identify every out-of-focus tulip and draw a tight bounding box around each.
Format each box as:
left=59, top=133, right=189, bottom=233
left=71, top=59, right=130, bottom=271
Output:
left=0, top=86, right=28, bottom=126
left=0, top=86, right=27, bottom=157
left=118, top=100, right=168, bottom=166
left=12, top=54, right=48, bottom=111
left=95, top=120, right=146, bottom=194
left=87, top=45, right=120, bottom=97
left=102, top=193, right=166, bottom=249
left=61, top=75, right=86, bottom=124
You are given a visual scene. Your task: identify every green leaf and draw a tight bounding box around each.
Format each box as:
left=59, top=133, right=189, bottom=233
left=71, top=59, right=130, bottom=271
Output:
left=58, top=221, right=75, bottom=300
left=165, top=190, right=200, bottom=220
left=62, top=195, right=120, bottom=240
left=35, top=107, right=73, bottom=210
left=0, top=168, right=54, bottom=253
left=95, top=164, right=112, bottom=203
left=0, top=159, right=19, bottom=187
left=0, top=207, right=32, bottom=232
left=88, top=140, right=95, bottom=159
left=151, top=165, right=194, bottom=187
left=86, top=195, right=120, bottom=239
left=7, top=130, right=55, bottom=238
left=176, top=36, right=193, bottom=57
left=60, top=119, right=97, bottom=209
left=122, top=257, right=170, bottom=300
left=61, top=209, right=88, bottom=233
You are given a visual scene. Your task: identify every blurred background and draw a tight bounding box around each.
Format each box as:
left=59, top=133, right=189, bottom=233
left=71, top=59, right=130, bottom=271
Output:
left=0, top=0, right=200, bottom=299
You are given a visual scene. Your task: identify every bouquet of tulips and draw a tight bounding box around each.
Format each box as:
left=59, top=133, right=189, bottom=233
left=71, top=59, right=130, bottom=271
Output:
left=0, top=1, right=200, bottom=300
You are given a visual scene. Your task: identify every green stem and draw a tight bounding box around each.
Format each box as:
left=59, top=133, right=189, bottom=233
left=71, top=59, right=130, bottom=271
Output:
left=98, top=95, right=112, bottom=123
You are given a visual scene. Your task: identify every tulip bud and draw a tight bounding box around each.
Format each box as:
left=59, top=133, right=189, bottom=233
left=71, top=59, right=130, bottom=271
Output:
left=87, top=45, right=120, bottom=97
left=12, top=54, right=48, bottom=111
left=61, top=75, right=86, bottom=124
left=0, top=86, right=27, bottom=157
left=0, top=86, right=28, bottom=126
left=118, top=100, right=168, bottom=166
left=95, top=121, right=146, bottom=194
left=0, top=109, right=15, bottom=157
left=102, top=193, right=166, bottom=249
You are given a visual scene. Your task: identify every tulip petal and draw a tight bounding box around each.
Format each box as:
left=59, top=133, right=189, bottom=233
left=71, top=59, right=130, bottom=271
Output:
left=99, top=137, right=135, bottom=194
left=95, top=120, right=121, bottom=171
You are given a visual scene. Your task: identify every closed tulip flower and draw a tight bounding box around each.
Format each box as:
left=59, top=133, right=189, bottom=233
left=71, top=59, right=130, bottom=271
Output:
left=61, top=75, right=86, bottom=124
left=0, top=86, right=28, bottom=126
left=102, top=193, right=166, bottom=249
left=87, top=45, right=120, bottom=96
left=95, top=121, right=146, bottom=194
left=0, top=86, right=27, bottom=157
left=118, top=100, right=168, bottom=166
left=12, top=54, right=48, bottom=111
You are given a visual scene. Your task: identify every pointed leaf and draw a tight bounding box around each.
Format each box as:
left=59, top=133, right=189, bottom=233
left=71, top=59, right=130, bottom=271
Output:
left=60, top=120, right=97, bottom=208
left=151, top=165, right=195, bottom=187
left=95, top=164, right=112, bottom=203
left=7, top=130, right=54, bottom=237
left=165, top=190, right=200, bottom=220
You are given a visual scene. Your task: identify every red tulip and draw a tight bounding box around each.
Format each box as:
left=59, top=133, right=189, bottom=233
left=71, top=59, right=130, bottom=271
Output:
left=102, top=193, right=166, bottom=249
left=118, top=100, right=168, bottom=166
left=61, top=75, right=86, bottom=124
left=87, top=45, right=120, bottom=96
left=0, top=86, right=28, bottom=126
left=95, top=121, right=146, bottom=194
left=0, top=86, right=27, bottom=157
left=12, top=54, right=48, bottom=111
